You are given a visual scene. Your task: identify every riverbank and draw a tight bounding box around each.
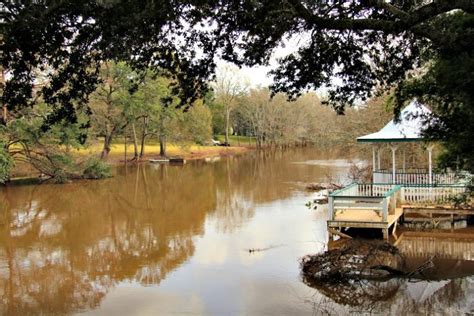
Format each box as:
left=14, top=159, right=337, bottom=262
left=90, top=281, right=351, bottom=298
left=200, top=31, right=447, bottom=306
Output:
left=102, top=143, right=252, bottom=163
left=9, top=142, right=253, bottom=179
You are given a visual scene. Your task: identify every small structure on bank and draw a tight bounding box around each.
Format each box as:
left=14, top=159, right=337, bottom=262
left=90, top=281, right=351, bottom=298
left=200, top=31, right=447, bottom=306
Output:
left=328, top=100, right=472, bottom=240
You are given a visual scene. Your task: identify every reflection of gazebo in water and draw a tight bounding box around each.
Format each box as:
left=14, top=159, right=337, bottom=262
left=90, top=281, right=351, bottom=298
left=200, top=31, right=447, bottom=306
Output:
left=328, top=100, right=471, bottom=240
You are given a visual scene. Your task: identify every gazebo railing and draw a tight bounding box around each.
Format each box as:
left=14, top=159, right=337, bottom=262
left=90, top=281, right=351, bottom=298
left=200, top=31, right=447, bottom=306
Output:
left=329, top=183, right=402, bottom=222
left=373, top=169, right=462, bottom=185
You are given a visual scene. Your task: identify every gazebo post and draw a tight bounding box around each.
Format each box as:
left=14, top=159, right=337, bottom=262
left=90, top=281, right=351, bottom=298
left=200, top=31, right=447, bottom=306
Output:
left=377, top=147, right=381, bottom=171
left=427, top=144, right=434, bottom=185
left=402, top=148, right=406, bottom=172
left=372, top=146, right=376, bottom=172
left=390, top=145, right=397, bottom=184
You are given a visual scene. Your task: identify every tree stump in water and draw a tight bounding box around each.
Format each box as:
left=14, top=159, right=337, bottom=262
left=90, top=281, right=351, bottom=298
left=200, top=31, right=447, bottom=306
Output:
left=301, top=240, right=405, bottom=282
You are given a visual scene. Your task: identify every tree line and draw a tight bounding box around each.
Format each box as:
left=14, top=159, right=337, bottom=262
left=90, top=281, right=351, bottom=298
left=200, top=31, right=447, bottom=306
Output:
left=2, top=1, right=473, bottom=180
left=0, top=60, right=391, bottom=183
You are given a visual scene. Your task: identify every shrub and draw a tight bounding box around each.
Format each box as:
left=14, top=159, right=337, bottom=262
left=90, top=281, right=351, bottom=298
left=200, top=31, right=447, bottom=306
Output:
left=0, top=146, right=13, bottom=184
left=82, top=157, right=112, bottom=179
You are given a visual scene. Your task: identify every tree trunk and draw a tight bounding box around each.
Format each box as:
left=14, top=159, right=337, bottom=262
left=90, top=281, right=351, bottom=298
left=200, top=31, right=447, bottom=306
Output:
left=101, top=134, right=112, bottom=159
left=124, top=133, right=127, bottom=164
left=159, top=134, right=166, bottom=157
left=131, top=122, right=139, bottom=160
left=139, top=116, right=148, bottom=158
left=1, top=69, right=7, bottom=125
left=1, top=106, right=6, bottom=125
left=224, top=106, right=230, bottom=145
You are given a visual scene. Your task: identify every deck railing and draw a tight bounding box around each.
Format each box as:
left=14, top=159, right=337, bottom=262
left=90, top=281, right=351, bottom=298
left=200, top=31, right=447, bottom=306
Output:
left=373, top=169, right=462, bottom=185
left=329, top=183, right=402, bottom=222
left=401, top=185, right=469, bottom=205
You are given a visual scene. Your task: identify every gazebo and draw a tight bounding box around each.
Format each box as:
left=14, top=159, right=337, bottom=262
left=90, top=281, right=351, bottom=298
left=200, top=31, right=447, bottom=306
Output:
left=356, top=99, right=446, bottom=185
left=327, top=100, right=470, bottom=240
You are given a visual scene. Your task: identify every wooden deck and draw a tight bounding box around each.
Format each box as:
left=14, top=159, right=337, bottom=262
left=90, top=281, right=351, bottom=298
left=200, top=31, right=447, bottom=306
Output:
left=401, top=204, right=473, bottom=225
left=328, top=207, right=403, bottom=240
left=327, top=183, right=471, bottom=240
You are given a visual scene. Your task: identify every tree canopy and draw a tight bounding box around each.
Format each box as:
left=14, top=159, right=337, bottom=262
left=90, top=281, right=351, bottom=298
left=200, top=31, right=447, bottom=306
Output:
left=2, top=1, right=473, bottom=170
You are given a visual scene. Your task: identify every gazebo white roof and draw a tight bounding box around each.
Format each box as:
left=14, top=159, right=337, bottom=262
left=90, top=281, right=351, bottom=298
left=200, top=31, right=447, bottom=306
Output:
left=357, top=100, right=431, bottom=143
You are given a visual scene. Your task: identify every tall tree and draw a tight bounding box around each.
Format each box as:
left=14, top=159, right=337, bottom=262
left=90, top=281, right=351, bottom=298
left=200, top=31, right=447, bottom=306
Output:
left=212, top=64, right=247, bottom=145
left=125, top=75, right=170, bottom=159
left=90, top=62, right=132, bottom=159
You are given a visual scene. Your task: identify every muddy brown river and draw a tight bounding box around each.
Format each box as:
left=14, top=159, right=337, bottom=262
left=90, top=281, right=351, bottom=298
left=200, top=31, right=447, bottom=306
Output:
left=1, top=148, right=473, bottom=315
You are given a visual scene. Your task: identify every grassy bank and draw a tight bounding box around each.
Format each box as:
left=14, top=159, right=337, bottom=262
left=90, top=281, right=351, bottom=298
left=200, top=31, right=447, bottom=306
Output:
left=78, top=141, right=251, bottom=162
left=10, top=140, right=252, bottom=178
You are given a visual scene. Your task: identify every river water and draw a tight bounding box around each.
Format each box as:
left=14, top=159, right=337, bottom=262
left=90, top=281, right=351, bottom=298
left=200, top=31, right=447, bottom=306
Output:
left=0, top=148, right=473, bottom=315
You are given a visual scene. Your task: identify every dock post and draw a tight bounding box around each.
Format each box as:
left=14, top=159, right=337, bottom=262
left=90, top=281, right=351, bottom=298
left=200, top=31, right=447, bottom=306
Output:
left=328, top=196, right=334, bottom=220
left=382, top=198, right=388, bottom=222
left=383, top=228, right=389, bottom=240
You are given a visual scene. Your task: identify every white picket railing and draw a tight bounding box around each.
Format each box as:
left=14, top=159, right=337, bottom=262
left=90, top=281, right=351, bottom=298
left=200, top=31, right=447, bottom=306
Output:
left=373, top=170, right=462, bottom=185
left=401, top=185, right=468, bottom=205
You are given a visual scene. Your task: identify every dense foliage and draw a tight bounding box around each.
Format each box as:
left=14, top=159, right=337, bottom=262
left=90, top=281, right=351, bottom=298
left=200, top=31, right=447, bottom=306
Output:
left=1, top=1, right=473, bottom=174
left=0, top=142, right=13, bottom=183
left=0, top=60, right=215, bottom=181
left=3, top=1, right=471, bottom=107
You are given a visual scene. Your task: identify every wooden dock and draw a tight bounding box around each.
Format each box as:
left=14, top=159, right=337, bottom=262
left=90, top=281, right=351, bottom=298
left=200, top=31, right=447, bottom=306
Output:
left=328, top=207, right=403, bottom=240
left=402, top=204, right=473, bottom=224
left=327, top=183, right=472, bottom=240
left=327, top=184, right=403, bottom=240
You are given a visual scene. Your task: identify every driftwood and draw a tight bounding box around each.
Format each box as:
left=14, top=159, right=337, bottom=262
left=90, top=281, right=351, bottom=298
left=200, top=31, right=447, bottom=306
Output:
left=306, top=182, right=343, bottom=208
left=301, top=240, right=439, bottom=309
left=301, top=240, right=437, bottom=283
left=301, top=240, right=405, bottom=282
left=306, top=182, right=342, bottom=192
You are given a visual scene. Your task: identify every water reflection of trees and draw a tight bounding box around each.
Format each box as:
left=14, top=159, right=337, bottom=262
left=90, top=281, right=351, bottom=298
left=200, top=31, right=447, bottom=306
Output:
left=0, top=148, right=347, bottom=314
left=210, top=149, right=339, bottom=232
left=0, top=163, right=216, bottom=315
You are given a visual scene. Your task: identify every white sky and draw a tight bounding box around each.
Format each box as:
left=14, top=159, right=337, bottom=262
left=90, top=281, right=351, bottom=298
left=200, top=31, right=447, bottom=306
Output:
left=216, top=33, right=335, bottom=98
left=238, top=64, right=273, bottom=88
left=216, top=34, right=309, bottom=89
